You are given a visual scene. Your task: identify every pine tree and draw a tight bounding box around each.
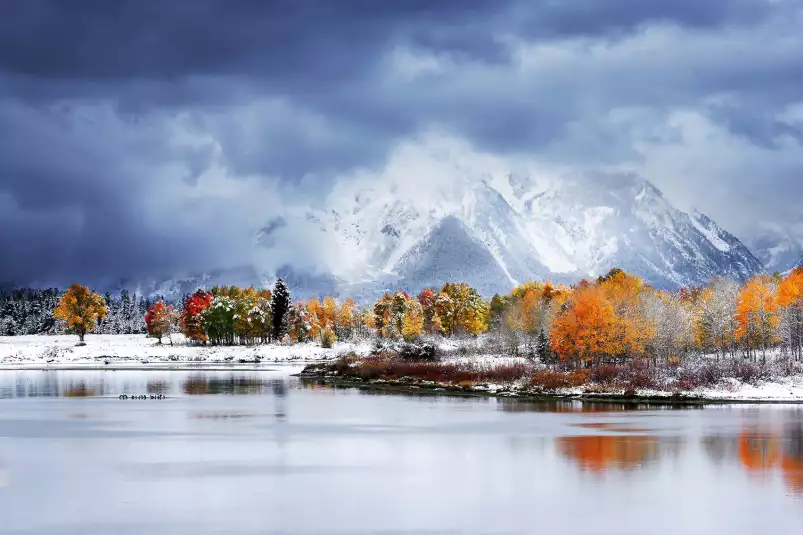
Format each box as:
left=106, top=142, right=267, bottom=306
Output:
left=270, top=278, right=291, bottom=342
left=536, top=328, right=551, bottom=363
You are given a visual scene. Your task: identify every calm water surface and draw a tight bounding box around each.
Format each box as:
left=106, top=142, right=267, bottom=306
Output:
left=0, top=368, right=801, bottom=534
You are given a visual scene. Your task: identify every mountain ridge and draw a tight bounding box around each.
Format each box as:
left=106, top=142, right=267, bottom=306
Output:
left=292, top=170, right=763, bottom=296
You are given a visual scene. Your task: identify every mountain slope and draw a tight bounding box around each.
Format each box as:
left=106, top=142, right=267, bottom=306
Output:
left=294, top=171, right=763, bottom=295
left=745, top=223, right=803, bottom=274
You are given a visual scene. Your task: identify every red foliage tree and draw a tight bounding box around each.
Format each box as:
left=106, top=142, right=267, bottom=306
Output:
left=180, top=290, right=213, bottom=343
left=145, top=301, right=178, bottom=345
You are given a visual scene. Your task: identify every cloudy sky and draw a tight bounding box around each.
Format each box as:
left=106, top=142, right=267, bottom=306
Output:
left=1, top=0, right=802, bottom=285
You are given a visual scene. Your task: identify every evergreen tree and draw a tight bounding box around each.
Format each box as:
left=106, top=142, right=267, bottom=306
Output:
left=270, top=278, right=291, bottom=342
left=536, top=328, right=551, bottom=363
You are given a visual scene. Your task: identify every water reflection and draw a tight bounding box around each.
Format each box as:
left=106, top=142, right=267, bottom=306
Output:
left=146, top=381, right=170, bottom=395
left=2, top=369, right=803, bottom=534
left=64, top=381, right=98, bottom=397
left=497, top=398, right=702, bottom=414
left=557, top=435, right=671, bottom=473
left=700, top=415, right=803, bottom=496
left=737, top=421, right=803, bottom=495
left=181, top=375, right=278, bottom=396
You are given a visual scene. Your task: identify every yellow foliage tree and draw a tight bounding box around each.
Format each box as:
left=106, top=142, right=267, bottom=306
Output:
left=336, top=298, right=357, bottom=339
left=435, top=283, right=488, bottom=336
left=401, top=300, right=424, bottom=342
left=54, top=284, right=108, bottom=342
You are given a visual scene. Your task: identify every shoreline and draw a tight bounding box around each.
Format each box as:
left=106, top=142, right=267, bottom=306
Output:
left=295, top=366, right=803, bottom=405
left=0, top=363, right=304, bottom=372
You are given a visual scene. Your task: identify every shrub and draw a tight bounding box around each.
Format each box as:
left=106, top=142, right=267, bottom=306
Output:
left=531, top=369, right=589, bottom=391
left=396, top=342, right=438, bottom=361
left=727, top=359, right=771, bottom=384
left=619, top=360, right=662, bottom=390
left=321, top=326, right=337, bottom=348
left=356, top=361, right=387, bottom=380
left=590, top=364, right=621, bottom=387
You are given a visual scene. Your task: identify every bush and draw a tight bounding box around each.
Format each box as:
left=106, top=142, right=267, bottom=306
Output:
left=321, top=326, right=337, bottom=348
left=619, top=360, right=662, bottom=390
left=674, top=362, right=723, bottom=390
left=531, top=369, right=589, bottom=391
left=727, top=359, right=771, bottom=384
left=396, top=342, right=438, bottom=361
left=356, top=361, right=387, bottom=380
left=590, top=364, right=621, bottom=386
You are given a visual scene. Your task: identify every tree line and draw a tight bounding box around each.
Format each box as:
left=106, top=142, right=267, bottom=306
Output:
left=0, top=288, right=152, bottom=336
left=7, top=267, right=803, bottom=364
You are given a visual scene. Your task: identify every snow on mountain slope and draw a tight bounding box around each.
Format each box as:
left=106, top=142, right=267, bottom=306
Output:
left=786, top=255, right=803, bottom=275
left=295, top=164, right=763, bottom=295
left=745, top=223, right=803, bottom=274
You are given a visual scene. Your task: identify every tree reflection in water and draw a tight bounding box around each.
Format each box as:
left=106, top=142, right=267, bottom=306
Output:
left=556, top=435, right=668, bottom=473
left=182, top=374, right=276, bottom=396
left=702, top=413, right=803, bottom=496
left=737, top=421, right=803, bottom=495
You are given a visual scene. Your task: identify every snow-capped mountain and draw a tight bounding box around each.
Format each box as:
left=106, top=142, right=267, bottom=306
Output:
left=291, top=170, right=763, bottom=296
left=744, top=223, right=803, bottom=274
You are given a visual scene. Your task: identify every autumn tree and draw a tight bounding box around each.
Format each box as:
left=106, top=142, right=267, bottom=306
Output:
left=418, top=288, right=439, bottom=334
left=505, top=284, right=544, bottom=356
left=435, top=283, right=488, bottom=337
left=550, top=283, right=618, bottom=366
left=695, top=278, right=739, bottom=359
left=287, top=301, right=311, bottom=342
left=599, top=270, right=655, bottom=361
left=180, top=290, right=214, bottom=344
left=401, top=299, right=424, bottom=342
left=144, top=301, right=178, bottom=345
left=373, top=292, right=395, bottom=338
left=53, top=284, right=108, bottom=342
left=735, top=276, right=780, bottom=361
left=335, top=298, right=358, bottom=339
left=488, top=294, right=508, bottom=331
left=644, top=290, right=695, bottom=364
left=777, top=268, right=803, bottom=360
left=306, top=298, right=323, bottom=340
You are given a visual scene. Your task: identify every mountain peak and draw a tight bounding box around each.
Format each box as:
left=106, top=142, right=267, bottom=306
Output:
left=269, top=169, right=763, bottom=296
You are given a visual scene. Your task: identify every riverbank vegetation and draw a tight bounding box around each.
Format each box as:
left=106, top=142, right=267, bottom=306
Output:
left=3, top=267, right=803, bottom=393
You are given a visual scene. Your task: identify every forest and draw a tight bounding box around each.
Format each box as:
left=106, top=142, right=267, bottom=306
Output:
left=4, top=267, right=803, bottom=368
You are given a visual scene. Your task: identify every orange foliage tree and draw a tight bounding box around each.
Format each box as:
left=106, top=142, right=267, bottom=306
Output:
left=53, top=284, right=108, bottom=342
left=735, top=276, right=780, bottom=360
left=778, top=268, right=803, bottom=360
left=550, top=283, right=619, bottom=365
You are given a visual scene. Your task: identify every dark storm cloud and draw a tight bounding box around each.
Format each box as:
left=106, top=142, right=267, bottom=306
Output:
left=0, top=0, right=801, bottom=284
left=0, top=0, right=770, bottom=83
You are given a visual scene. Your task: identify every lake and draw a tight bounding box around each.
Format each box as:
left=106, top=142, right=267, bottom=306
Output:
left=0, top=368, right=801, bottom=534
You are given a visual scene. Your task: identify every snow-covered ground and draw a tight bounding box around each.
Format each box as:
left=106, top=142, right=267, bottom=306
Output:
left=0, top=334, right=372, bottom=368
left=2, top=335, right=803, bottom=402
left=693, top=376, right=803, bottom=402
left=431, top=376, right=803, bottom=403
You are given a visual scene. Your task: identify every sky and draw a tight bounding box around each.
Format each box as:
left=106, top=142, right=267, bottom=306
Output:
left=0, top=0, right=802, bottom=286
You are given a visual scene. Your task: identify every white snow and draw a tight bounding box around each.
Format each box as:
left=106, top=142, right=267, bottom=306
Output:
left=0, top=334, right=372, bottom=368
left=301, top=144, right=760, bottom=294
left=690, top=211, right=731, bottom=252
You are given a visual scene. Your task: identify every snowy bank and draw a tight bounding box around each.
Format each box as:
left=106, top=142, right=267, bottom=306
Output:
left=299, top=358, right=803, bottom=403
left=0, top=334, right=372, bottom=368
